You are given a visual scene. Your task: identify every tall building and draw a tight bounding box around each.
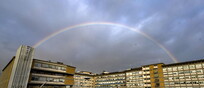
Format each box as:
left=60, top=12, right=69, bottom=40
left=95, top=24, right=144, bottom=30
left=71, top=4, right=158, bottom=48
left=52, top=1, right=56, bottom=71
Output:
left=0, top=45, right=75, bottom=88
left=0, top=45, right=34, bottom=88
left=1, top=45, right=204, bottom=88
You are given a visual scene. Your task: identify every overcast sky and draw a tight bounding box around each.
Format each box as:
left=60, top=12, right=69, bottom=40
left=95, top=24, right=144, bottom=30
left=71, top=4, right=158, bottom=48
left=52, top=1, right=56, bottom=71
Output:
left=0, top=0, right=204, bottom=73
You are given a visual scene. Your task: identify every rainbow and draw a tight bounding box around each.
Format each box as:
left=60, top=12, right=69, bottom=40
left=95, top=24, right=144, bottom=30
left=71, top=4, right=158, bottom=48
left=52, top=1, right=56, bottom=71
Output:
left=33, top=22, right=179, bottom=63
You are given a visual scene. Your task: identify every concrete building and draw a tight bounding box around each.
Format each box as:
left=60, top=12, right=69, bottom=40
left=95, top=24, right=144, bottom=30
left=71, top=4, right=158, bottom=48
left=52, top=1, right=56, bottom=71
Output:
left=0, top=45, right=75, bottom=88
left=1, top=45, right=204, bottom=88
left=72, top=71, right=95, bottom=88
left=162, top=59, right=204, bottom=88
left=0, top=45, right=34, bottom=88
left=73, top=60, right=204, bottom=88
left=95, top=71, right=126, bottom=88
left=28, top=59, right=75, bottom=88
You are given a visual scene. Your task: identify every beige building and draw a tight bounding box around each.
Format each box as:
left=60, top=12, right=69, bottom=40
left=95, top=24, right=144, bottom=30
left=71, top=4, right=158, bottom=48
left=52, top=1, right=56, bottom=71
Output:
left=125, top=68, right=143, bottom=88
left=95, top=71, right=126, bottom=88
left=1, top=45, right=204, bottom=88
left=0, top=45, right=75, bottom=88
left=163, top=60, right=204, bottom=88
left=73, top=60, right=204, bottom=88
left=28, top=59, right=76, bottom=88
left=73, top=71, right=95, bottom=88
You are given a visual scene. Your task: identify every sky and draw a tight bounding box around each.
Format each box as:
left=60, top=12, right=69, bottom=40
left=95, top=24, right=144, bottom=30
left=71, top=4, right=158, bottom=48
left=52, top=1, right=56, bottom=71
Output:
left=0, top=0, right=204, bottom=73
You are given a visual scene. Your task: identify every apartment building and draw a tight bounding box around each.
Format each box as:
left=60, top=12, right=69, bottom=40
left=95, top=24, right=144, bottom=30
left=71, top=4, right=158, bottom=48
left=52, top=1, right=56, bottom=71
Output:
left=95, top=71, right=126, bottom=88
left=0, top=45, right=75, bottom=88
left=0, top=45, right=34, bottom=88
left=72, top=71, right=95, bottom=88
left=163, top=60, right=204, bottom=88
left=73, top=60, right=204, bottom=88
left=142, top=63, right=165, bottom=88
left=28, top=59, right=75, bottom=88
left=125, top=68, right=143, bottom=88
left=1, top=45, right=204, bottom=88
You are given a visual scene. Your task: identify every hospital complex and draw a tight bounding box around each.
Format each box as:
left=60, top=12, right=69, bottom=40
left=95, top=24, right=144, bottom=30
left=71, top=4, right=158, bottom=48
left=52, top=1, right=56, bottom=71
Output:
left=1, top=45, right=204, bottom=88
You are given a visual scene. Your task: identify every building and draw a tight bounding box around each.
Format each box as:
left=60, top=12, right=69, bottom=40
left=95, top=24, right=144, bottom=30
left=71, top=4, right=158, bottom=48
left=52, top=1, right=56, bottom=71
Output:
left=125, top=67, right=143, bottom=88
left=72, top=71, right=95, bottom=88
left=1, top=45, right=204, bottom=88
left=0, top=45, right=75, bottom=88
left=28, top=59, right=75, bottom=88
left=73, top=60, right=204, bottom=88
left=162, top=60, right=204, bottom=88
left=95, top=71, right=126, bottom=88
left=0, top=45, right=34, bottom=88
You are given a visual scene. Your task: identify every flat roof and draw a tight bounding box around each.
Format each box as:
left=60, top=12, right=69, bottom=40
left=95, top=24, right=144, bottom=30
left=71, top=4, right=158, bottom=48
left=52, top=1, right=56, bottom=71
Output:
left=163, top=59, right=204, bottom=67
left=75, top=72, right=95, bottom=77
left=33, top=59, right=76, bottom=68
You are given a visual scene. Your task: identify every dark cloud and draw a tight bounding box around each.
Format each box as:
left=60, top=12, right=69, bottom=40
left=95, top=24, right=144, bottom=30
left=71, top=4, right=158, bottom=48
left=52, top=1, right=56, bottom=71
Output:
left=0, top=0, right=204, bottom=73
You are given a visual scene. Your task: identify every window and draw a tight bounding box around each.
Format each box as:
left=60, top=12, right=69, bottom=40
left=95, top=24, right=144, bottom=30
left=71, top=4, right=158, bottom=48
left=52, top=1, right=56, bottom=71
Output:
left=34, top=63, right=41, bottom=67
left=168, top=68, right=172, bottom=71
left=51, top=65, right=56, bottom=69
left=42, top=64, right=49, bottom=68
left=31, top=76, right=39, bottom=81
left=57, top=66, right=61, bottom=70
left=178, top=66, right=183, bottom=70
left=189, top=65, right=195, bottom=69
left=173, top=67, right=177, bottom=71
left=183, top=65, right=189, bottom=70
left=39, top=77, right=46, bottom=81
left=61, top=67, right=66, bottom=71
left=48, top=78, right=54, bottom=82
left=59, top=79, right=65, bottom=82
left=54, top=78, right=59, bottom=82
left=196, top=64, right=202, bottom=69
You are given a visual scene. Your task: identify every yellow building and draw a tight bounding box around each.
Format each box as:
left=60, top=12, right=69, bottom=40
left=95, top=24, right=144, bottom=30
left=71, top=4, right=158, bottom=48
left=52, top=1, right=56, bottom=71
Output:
left=74, top=60, right=204, bottom=88
left=0, top=45, right=34, bottom=88
left=0, top=45, right=75, bottom=88
left=1, top=45, right=204, bottom=88
left=28, top=59, right=76, bottom=88
left=73, top=71, right=95, bottom=88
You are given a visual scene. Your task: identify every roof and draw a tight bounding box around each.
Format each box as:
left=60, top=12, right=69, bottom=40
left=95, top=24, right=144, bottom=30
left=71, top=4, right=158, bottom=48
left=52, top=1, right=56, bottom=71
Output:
left=2, top=56, right=15, bottom=71
left=75, top=72, right=95, bottom=77
left=33, top=58, right=76, bottom=68
left=163, top=59, right=204, bottom=67
left=142, top=63, right=164, bottom=67
left=124, top=67, right=142, bottom=72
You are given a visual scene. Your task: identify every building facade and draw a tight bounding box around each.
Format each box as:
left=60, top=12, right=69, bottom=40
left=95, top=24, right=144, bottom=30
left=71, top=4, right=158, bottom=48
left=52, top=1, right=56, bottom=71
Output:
left=73, top=60, right=204, bottom=88
left=0, top=45, right=34, bottom=88
left=0, top=45, right=75, bottom=88
left=163, top=60, right=204, bottom=88
left=125, top=68, right=143, bottom=88
left=72, top=71, right=95, bottom=88
left=1, top=45, right=204, bottom=88
left=28, top=59, right=76, bottom=88
left=95, top=72, right=126, bottom=88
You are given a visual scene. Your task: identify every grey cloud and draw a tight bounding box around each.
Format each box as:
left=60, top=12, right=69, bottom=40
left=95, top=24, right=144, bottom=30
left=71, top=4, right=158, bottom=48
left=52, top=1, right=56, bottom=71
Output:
left=0, top=0, right=204, bottom=73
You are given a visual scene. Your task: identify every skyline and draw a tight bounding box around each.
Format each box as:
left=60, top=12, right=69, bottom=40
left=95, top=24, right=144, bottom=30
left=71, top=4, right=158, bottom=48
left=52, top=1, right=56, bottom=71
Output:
left=0, top=0, right=204, bottom=73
